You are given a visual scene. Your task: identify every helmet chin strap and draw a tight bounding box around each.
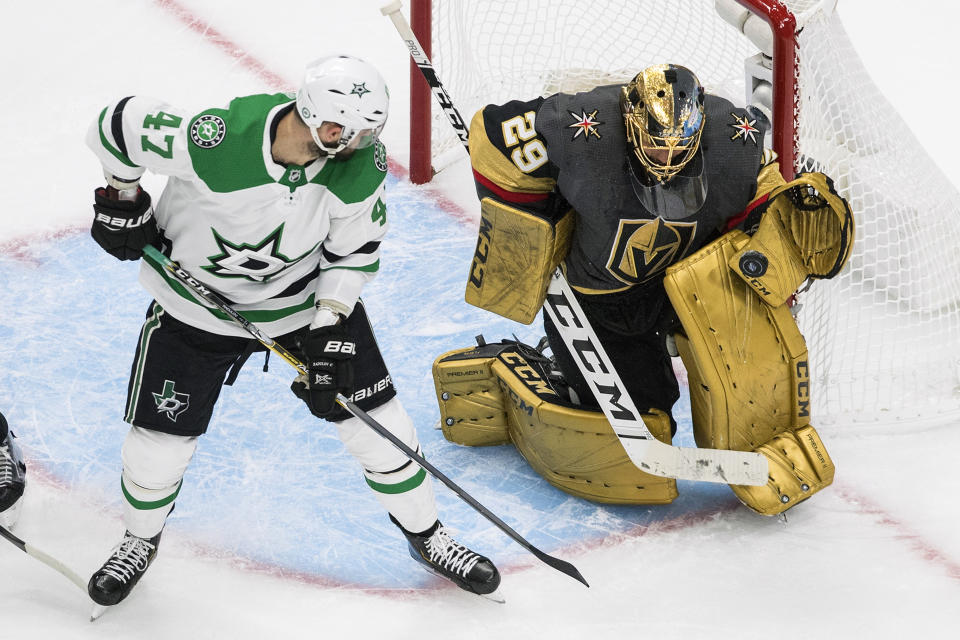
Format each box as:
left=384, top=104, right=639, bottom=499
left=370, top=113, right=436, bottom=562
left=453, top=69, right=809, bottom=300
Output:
left=310, top=128, right=346, bottom=157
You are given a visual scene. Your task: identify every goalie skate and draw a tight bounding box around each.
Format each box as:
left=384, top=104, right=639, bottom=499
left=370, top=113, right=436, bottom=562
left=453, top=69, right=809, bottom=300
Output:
left=88, top=530, right=162, bottom=609
left=398, top=518, right=502, bottom=600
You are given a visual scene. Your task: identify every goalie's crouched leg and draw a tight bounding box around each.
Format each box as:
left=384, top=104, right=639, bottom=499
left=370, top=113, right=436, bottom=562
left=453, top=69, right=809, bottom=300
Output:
left=731, top=425, right=835, bottom=515
left=433, top=340, right=677, bottom=505
left=665, top=230, right=838, bottom=516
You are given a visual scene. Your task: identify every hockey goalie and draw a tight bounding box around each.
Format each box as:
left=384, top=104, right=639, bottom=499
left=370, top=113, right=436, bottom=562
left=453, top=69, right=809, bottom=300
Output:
left=432, top=64, right=853, bottom=515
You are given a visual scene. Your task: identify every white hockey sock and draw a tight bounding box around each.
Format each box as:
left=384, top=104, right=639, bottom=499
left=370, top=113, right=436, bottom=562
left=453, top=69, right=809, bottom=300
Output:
left=121, top=472, right=180, bottom=539
left=333, top=397, right=439, bottom=533
left=120, top=426, right=198, bottom=538
left=365, top=456, right=438, bottom=534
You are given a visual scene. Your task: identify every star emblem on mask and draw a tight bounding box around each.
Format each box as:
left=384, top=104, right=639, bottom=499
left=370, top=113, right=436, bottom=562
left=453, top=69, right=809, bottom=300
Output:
left=729, top=112, right=761, bottom=145
left=351, top=82, right=371, bottom=98
left=203, top=224, right=318, bottom=282
left=568, top=109, right=603, bottom=140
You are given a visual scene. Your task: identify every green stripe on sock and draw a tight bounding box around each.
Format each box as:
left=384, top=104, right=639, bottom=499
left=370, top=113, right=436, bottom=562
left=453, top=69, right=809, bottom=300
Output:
left=122, top=478, right=181, bottom=510
left=365, top=468, right=427, bottom=495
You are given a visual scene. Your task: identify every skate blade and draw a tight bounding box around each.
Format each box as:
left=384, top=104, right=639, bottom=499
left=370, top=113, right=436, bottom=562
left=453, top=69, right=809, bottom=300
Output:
left=90, top=604, right=109, bottom=622
left=416, top=562, right=505, bottom=603
left=478, top=588, right=506, bottom=604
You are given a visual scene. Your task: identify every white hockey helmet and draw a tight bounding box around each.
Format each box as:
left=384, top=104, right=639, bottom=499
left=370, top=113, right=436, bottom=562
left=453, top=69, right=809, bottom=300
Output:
left=296, top=55, right=389, bottom=156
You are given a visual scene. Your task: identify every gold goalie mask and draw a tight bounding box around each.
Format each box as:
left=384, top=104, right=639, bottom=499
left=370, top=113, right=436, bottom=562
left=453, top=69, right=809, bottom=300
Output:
left=621, top=64, right=707, bottom=220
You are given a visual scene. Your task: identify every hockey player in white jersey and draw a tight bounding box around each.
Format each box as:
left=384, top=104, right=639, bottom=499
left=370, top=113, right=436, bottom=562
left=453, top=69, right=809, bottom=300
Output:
left=85, top=55, right=500, bottom=608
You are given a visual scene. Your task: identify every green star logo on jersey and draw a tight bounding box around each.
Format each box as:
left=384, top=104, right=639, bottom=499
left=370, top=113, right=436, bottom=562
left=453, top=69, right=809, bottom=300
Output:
left=152, top=380, right=190, bottom=422
left=203, top=224, right=319, bottom=282
left=351, top=82, right=371, bottom=98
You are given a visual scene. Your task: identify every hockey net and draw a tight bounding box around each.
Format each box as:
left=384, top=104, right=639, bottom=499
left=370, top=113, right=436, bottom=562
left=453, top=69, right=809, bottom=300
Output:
left=413, top=0, right=960, bottom=431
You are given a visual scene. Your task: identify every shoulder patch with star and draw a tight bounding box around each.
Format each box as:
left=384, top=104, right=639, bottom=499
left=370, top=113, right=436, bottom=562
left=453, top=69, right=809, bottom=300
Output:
left=190, top=114, right=226, bottom=149
left=568, top=109, right=603, bottom=141
left=373, top=140, right=387, bottom=172
left=729, top=112, right=761, bottom=145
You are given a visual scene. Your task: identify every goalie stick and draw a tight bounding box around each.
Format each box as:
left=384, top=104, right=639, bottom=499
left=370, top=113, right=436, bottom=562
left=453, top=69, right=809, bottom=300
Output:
left=380, top=0, right=769, bottom=486
left=141, top=244, right=588, bottom=588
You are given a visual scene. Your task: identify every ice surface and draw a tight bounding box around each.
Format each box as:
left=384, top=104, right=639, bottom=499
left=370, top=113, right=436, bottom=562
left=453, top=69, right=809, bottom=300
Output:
left=1, top=1, right=958, bottom=638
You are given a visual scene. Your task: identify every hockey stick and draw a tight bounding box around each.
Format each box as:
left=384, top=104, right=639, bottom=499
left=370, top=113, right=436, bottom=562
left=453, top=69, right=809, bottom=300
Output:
left=141, top=244, right=588, bottom=587
left=380, top=0, right=769, bottom=486
left=543, top=269, right=768, bottom=485
left=0, top=523, right=88, bottom=592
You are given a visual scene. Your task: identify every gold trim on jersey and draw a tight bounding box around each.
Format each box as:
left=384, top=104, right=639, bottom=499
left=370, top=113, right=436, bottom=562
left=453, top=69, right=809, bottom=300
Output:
left=469, top=108, right=556, bottom=195
left=755, top=149, right=786, bottom=199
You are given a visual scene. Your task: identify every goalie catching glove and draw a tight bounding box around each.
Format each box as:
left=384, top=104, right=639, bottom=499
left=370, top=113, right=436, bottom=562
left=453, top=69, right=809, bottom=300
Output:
left=91, top=186, right=159, bottom=261
left=731, top=172, right=854, bottom=305
left=291, top=324, right=356, bottom=418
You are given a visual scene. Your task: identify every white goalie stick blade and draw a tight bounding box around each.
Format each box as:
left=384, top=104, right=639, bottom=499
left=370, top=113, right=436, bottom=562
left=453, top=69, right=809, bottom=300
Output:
left=542, top=268, right=769, bottom=486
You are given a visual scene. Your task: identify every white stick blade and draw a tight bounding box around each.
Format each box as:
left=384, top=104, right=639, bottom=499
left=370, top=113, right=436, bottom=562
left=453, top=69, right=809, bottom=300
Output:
left=620, top=438, right=769, bottom=486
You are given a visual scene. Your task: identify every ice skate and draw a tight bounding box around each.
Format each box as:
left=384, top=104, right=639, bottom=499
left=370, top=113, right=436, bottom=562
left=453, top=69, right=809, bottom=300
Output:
left=398, top=519, right=503, bottom=601
left=88, top=530, right=162, bottom=616
left=0, top=422, right=26, bottom=530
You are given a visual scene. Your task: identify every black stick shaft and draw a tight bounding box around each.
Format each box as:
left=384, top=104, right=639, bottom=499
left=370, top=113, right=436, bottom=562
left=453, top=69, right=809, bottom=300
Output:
left=142, top=245, right=588, bottom=586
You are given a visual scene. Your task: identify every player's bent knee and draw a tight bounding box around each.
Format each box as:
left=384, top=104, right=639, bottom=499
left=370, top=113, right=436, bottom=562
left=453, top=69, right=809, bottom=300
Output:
left=332, top=397, right=419, bottom=473
left=665, top=232, right=836, bottom=515
left=121, top=426, right=198, bottom=489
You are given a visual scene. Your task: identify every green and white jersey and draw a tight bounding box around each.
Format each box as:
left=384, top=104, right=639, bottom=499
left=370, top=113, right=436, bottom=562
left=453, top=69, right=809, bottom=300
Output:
left=87, top=93, right=389, bottom=337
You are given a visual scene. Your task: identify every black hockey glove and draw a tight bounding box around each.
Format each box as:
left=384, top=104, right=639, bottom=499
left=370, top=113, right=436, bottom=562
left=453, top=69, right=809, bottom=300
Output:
left=291, top=324, right=356, bottom=418
left=91, top=186, right=159, bottom=261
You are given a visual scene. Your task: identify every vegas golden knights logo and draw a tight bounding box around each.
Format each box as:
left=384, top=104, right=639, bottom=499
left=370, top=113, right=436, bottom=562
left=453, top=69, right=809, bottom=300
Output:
left=606, top=218, right=697, bottom=285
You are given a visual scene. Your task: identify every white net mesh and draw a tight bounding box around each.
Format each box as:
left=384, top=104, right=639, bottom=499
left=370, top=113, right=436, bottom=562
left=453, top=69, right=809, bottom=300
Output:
left=791, top=12, right=960, bottom=430
left=427, top=0, right=960, bottom=430
left=429, top=0, right=756, bottom=169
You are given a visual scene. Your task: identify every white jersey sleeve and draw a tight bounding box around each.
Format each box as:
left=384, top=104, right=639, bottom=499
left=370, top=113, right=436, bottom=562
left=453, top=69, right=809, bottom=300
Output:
left=314, top=142, right=390, bottom=317
left=86, top=96, right=198, bottom=183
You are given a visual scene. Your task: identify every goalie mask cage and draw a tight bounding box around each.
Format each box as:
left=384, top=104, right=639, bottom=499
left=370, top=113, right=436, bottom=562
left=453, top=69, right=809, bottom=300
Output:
left=408, top=0, right=960, bottom=432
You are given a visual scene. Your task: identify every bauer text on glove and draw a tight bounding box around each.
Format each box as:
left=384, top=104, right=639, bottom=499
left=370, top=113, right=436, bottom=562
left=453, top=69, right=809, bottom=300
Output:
left=90, top=186, right=159, bottom=261
left=290, top=325, right=356, bottom=417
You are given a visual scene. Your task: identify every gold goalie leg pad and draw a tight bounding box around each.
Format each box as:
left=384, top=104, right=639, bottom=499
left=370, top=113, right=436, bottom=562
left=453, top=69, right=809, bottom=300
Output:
left=433, top=344, right=512, bottom=446
left=731, top=425, right=835, bottom=515
left=433, top=341, right=677, bottom=504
